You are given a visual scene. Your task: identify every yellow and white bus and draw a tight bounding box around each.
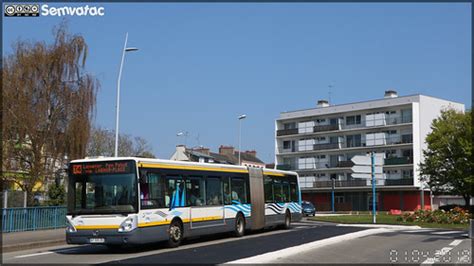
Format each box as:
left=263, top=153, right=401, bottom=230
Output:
left=66, top=157, right=302, bottom=247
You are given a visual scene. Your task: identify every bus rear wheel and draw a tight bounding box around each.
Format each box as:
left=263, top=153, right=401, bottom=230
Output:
left=233, top=214, right=245, bottom=237
left=166, top=220, right=183, bottom=248
left=282, top=211, right=291, bottom=229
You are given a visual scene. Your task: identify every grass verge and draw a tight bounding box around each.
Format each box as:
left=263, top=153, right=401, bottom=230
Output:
left=309, top=214, right=469, bottom=230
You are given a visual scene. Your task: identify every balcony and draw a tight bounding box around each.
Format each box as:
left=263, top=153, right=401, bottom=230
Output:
left=385, top=179, right=413, bottom=186
left=384, top=156, right=413, bottom=165
left=276, top=164, right=293, bottom=171
left=313, top=143, right=340, bottom=150
left=313, top=124, right=339, bottom=133
left=277, top=128, right=298, bottom=136
left=314, top=180, right=367, bottom=188
left=336, top=160, right=354, bottom=168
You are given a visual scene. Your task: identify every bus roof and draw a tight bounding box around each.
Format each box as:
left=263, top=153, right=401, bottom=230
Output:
left=69, top=157, right=298, bottom=177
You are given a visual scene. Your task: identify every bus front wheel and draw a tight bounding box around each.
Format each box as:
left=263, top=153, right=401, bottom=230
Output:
left=166, top=220, right=183, bottom=248
left=233, top=214, right=245, bottom=237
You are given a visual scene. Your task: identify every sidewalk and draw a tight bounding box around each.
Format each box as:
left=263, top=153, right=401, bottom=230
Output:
left=2, top=228, right=66, bottom=252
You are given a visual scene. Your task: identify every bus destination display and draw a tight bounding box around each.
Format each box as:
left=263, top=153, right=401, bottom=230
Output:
left=71, top=161, right=134, bottom=175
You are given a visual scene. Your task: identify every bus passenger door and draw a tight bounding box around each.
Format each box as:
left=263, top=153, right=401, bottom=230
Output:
left=165, top=176, right=189, bottom=222
left=187, top=176, right=225, bottom=229
left=248, top=167, right=265, bottom=230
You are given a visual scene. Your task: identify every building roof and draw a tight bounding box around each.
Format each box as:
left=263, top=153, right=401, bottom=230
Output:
left=278, top=94, right=464, bottom=121
left=209, top=151, right=264, bottom=165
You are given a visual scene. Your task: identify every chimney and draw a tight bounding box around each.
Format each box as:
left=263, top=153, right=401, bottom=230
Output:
left=317, top=99, right=329, bottom=108
left=176, top=145, right=186, bottom=152
left=245, top=150, right=257, bottom=157
left=193, top=146, right=210, bottom=155
left=219, top=145, right=235, bottom=156
left=384, top=90, right=398, bottom=98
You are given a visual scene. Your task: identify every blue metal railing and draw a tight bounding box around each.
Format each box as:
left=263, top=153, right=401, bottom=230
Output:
left=1, top=206, right=67, bottom=233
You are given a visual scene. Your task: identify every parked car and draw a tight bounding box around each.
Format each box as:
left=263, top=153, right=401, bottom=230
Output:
left=302, top=201, right=316, bottom=216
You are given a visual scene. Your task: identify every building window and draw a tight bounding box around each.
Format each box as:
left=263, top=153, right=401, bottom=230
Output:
left=401, top=109, right=412, bottom=123
left=346, top=115, right=361, bottom=125
left=346, top=134, right=362, bottom=147
left=283, top=140, right=291, bottom=149
left=335, top=195, right=345, bottom=204
left=402, top=170, right=413, bottom=179
left=401, top=134, right=413, bottom=143
left=284, top=122, right=296, bottom=130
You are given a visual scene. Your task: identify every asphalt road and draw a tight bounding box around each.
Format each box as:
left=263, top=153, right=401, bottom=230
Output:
left=2, top=219, right=471, bottom=264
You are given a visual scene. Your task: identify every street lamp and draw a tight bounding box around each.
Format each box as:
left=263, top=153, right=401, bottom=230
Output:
left=177, top=131, right=189, bottom=146
left=238, top=114, right=247, bottom=165
left=114, top=32, right=138, bottom=157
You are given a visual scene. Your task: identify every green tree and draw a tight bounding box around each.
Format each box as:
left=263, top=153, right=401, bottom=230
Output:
left=419, top=109, right=473, bottom=208
left=47, top=183, right=66, bottom=206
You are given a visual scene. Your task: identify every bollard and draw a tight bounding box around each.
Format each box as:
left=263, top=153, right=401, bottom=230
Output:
left=468, top=219, right=472, bottom=238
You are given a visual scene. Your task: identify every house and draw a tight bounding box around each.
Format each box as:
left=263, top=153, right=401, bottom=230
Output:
left=170, top=145, right=265, bottom=168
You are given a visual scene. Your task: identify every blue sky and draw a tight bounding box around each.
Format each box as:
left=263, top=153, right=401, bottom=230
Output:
left=3, top=3, right=471, bottom=162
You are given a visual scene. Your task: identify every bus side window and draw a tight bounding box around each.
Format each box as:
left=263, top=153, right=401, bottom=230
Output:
left=264, top=176, right=274, bottom=203
left=165, top=176, right=185, bottom=208
left=290, top=181, right=298, bottom=202
left=223, top=177, right=231, bottom=205
left=282, top=180, right=290, bottom=203
left=141, top=173, right=164, bottom=209
left=186, top=177, right=205, bottom=206
left=230, top=178, right=247, bottom=204
left=273, top=179, right=283, bottom=203
left=206, top=177, right=223, bottom=206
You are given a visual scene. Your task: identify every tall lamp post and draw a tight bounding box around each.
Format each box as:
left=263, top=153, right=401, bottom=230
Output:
left=177, top=131, right=189, bottom=146
left=114, top=32, right=138, bottom=157
left=238, top=114, right=247, bottom=165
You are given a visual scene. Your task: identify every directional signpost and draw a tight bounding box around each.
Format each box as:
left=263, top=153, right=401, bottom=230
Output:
left=351, top=152, right=384, bottom=224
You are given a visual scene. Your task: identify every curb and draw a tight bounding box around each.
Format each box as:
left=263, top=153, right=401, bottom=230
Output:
left=3, top=239, right=66, bottom=253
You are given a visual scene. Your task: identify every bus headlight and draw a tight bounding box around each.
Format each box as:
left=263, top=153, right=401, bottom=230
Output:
left=66, top=219, right=77, bottom=233
left=118, top=217, right=137, bottom=233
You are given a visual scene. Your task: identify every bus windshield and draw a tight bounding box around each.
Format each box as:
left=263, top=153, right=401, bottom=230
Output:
left=68, top=161, right=138, bottom=215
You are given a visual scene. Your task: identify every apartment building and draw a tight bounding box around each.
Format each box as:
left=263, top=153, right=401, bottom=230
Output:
left=275, top=91, right=464, bottom=211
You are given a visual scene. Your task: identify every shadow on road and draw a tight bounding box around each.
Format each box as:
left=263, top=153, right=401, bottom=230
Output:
left=52, top=227, right=279, bottom=255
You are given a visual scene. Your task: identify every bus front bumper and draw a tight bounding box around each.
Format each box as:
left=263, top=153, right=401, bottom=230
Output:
left=67, top=225, right=170, bottom=245
left=66, top=229, right=137, bottom=245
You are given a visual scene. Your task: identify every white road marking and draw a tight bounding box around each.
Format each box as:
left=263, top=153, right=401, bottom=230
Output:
left=225, top=228, right=389, bottom=264
left=14, top=251, right=54, bottom=259
left=403, top=229, right=435, bottom=233
left=449, top=239, right=463, bottom=246
left=431, top=231, right=464, bottom=235
left=336, top=224, right=421, bottom=230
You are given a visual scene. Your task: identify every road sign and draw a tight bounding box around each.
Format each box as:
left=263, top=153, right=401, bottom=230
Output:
left=351, top=154, right=384, bottom=166
left=351, top=165, right=383, bottom=175
left=351, top=173, right=385, bottom=179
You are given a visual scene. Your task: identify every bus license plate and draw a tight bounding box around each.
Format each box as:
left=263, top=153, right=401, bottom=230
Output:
left=89, top=238, right=105, bottom=243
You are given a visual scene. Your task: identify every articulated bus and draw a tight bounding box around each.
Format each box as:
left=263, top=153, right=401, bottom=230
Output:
left=66, top=157, right=302, bottom=247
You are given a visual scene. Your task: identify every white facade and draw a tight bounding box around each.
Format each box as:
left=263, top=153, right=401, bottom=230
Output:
left=275, top=93, right=464, bottom=191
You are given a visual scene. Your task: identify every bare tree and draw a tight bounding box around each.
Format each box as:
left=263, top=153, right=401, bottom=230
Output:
left=2, top=22, right=99, bottom=205
left=86, top=127, right=156, bottom=158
